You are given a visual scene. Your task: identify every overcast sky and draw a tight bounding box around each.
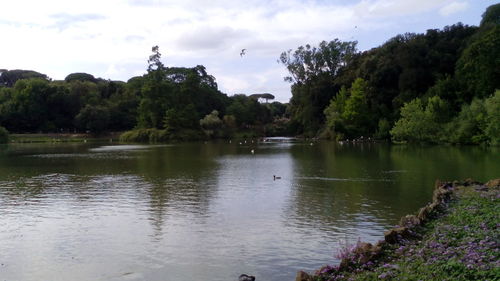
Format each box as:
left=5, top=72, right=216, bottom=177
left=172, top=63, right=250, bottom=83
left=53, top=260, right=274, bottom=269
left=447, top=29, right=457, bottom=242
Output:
left=0, top=0, right=496, bottom=102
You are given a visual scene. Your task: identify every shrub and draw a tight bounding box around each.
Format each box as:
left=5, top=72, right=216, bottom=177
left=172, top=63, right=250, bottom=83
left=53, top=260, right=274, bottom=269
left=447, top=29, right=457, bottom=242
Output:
left=119, top=128, right=167, bottom=143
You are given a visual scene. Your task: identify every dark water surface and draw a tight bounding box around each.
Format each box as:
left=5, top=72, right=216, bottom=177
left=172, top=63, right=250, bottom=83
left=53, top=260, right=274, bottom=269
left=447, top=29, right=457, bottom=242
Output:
left=0, top=141, right=498, bottom=281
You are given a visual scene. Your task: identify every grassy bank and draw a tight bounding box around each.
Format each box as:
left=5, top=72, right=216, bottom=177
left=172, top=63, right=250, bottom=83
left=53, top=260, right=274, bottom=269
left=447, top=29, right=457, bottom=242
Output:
left=9, top=133, right=122, bottom=143
left=297, top=179, right=500, bottom=281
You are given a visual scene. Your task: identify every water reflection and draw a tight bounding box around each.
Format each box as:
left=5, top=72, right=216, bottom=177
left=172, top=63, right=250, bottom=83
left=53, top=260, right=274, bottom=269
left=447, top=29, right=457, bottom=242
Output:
left=0, top=142, right=498, bottom=281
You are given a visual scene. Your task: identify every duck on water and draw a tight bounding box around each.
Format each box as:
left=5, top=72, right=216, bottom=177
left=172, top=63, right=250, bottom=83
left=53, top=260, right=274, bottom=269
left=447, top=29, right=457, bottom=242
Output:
left=239, top=274, right=255, bottom=281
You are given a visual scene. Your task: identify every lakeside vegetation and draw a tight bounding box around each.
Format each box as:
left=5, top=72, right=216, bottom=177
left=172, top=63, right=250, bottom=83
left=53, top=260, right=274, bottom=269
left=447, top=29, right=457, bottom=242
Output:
left=281, top=4, right=499, bottom=144
left=297, top=179, right=500, bottom=281
left=0, top=4, right=498, bottom=144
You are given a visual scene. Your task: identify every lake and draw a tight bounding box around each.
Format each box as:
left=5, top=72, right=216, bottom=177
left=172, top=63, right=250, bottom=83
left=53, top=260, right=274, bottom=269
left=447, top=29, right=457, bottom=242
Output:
left=0, top=140, right=498, bottom=281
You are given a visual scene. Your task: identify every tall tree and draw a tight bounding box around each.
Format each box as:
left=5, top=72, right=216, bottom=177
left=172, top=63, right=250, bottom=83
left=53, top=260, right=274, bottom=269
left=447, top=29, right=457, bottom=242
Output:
left=280, top=39, right=357, bottom=136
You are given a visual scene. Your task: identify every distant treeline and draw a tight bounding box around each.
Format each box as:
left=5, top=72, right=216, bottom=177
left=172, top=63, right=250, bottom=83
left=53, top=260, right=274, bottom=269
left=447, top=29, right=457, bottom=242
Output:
left=280, top=4, right=499, bottom=144
left=0, top=48, right=288, bottom=140
left=1, top=4, right=499, bottom=144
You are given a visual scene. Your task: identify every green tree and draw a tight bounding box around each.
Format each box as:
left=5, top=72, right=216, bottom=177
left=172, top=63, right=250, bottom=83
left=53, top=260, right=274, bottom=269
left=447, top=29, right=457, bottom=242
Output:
left=280, top=39, right=357, bottom=135
left=75, top=104, right=110, bottom=134
left=163, top=104, right=198, bottom=134
left=480, top=3, right=500, bottom=27
left=341, top=78, right=371, bottom=136
left=390, top=98, right=435, bottom=142
left=0, top=70, right=49, bottom=87
left=65, top=73, right=97, bottom=83
left=324, top=78, right=373, bottom=138
left=484, top=90, right=500, bottom=144
left=279, top=40, right=357, bottom=84
left=374, top=118, right=391, bottom=140
left=447, top=99, right=488, bottom=144
left=324, top=86, right=348, bottom=135
left=456, top=25, right=500, bottom=100
left=200, top=110, right=223, bottom=137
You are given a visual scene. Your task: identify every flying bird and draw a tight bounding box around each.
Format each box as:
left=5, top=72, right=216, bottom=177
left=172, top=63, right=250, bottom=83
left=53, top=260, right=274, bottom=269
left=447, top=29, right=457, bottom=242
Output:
left=240, top=49, right=246, bottom=57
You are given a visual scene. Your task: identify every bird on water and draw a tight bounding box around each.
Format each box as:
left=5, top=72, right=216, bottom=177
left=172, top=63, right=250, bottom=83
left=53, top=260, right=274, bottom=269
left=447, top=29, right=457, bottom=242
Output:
left=239, top=274, right=255, bottom=281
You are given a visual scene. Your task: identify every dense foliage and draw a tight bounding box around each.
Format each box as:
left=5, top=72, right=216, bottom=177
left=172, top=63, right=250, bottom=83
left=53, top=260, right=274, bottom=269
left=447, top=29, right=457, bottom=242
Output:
left=0, top=47, right=285, bottom=139
left=280, top=4, right=500, bottom=144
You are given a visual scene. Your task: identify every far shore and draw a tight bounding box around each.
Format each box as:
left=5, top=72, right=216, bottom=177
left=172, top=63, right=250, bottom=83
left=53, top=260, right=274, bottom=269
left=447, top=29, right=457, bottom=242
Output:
left=8, top=132, right=123, bottom=143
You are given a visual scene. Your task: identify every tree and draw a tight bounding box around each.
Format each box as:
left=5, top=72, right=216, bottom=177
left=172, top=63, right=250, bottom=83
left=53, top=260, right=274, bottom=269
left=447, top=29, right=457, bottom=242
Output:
left=456, top=25, right=500, bottom=100
left=75, top=104, right=110, bottom=134
left=65, top=73, right=97, bottom=83
left=324, top=86, right=348, bottom=135
left=279, top=40, right=357, bottom=136
left=447, top=99, right=488, bottom=144
left=341, top=78, right=371, bottom=136
left=484, top=90, right=500, bottom=144
left=481, top=3, right=500, bottom=27
left=0, top=70, right=49, bottom=87
left=249, top=93, right=275, bottom=103
left=163, top=104, right=199, bottom=134
left=324, top=78, right=372, bottom=138
left=148, top=45, right=165, bottom=72
left=137, top=46, right=171, bottom=128
left=390, top=98, right=435, bottom=143
left=279, top=40, right=357, bottom=84
left=200, top=110, right=223, bottom=137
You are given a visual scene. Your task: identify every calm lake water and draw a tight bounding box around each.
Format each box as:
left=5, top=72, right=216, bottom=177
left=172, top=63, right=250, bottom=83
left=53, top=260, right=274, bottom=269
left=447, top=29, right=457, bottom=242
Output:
left=0, top=140, right=498, bottom=281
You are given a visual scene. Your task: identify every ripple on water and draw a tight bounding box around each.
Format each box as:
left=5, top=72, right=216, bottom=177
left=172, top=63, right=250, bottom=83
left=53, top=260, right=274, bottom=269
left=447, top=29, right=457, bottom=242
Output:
left=296, top=176, right=394, bottom=182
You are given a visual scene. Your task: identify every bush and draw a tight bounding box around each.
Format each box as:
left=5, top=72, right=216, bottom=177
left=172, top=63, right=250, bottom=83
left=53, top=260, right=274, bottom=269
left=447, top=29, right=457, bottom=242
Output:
left=0, top=126, right=8, bottom=143
left=119, top=128, right=167, bottom=143
left=484, top=90, right=500, bottom=145
left=119, top=128, right=204, bottom=143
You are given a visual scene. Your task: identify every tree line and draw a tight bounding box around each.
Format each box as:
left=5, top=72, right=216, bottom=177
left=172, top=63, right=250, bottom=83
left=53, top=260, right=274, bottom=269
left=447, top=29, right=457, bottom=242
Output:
left=0, top=47, right=288, bottom=141
left=1, top=4, right=498, bottom=144
left=280, top=4, right=499, bottom=144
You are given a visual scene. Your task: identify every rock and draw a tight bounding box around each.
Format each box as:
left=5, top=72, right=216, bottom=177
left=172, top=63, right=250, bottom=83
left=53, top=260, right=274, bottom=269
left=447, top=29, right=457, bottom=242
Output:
left=295, top=271, right=312, bottom=281
left=463, top=178, right=481, bottom=186
left=352, top=242, right=382, bottom=264
left=474, top=185, right=489, bottom=192
left=375, top=240, right=386, bottom=248
left=399, top=215, right=420, bottom=228
left=336, top=242, right=382, bottom=270
left=432, top=186, right=452, bottom=203
left=485, top=179, right=500, bottom=188
left=434, top=179, right=443, bottom=190
left=239, top=274, right=255, bottom=281
left=384, top=227, right=410, bottom=244
left=417, top=205, right=433, bottom=222
left=314, top=265, right=335, bottom=275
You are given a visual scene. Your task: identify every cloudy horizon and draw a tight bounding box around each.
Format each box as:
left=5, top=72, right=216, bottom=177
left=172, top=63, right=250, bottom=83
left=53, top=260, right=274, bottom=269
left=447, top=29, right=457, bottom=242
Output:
left=0, top=0, right=496, bottom=102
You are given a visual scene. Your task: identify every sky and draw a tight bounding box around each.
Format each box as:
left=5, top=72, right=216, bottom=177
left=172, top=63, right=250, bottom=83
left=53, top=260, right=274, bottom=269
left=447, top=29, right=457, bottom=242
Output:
left=0, top=0, right=497, bottom=102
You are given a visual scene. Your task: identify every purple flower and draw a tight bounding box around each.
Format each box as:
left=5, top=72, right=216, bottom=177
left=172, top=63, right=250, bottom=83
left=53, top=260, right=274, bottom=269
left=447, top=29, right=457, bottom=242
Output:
left=378, top=273, right=389, bottom=279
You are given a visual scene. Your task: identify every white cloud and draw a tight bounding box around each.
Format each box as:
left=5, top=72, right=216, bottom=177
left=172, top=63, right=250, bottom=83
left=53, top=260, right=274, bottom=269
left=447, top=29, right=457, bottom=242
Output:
left=0, top=0, right=487, bottom=101
left=439, top=1, right=469, bottom=17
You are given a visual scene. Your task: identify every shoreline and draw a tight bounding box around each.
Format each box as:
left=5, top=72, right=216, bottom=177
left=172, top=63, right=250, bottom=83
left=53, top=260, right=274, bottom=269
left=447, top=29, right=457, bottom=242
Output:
left=297, top=179, right=500, bottom=281
left=8, top=132, right=123, bottom=143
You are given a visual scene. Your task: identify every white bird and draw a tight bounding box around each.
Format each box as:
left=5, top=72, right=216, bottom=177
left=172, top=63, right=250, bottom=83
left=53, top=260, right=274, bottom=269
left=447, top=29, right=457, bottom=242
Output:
left=251, top=149, right=255, bottom=154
